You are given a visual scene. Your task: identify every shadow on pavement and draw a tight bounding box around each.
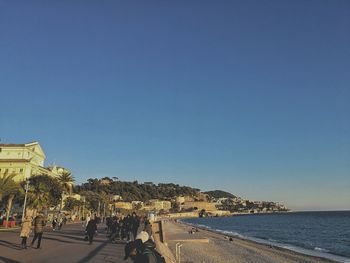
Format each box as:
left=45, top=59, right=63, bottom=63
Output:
left=42, top=236, right=76, bottom=244
left=75, top=240, right=109, bottom=263
left=0, top=256, right=21, bottom=263
left=0, top=240, right=23, bottom=250
left=52, top=233, right=105, bottom=244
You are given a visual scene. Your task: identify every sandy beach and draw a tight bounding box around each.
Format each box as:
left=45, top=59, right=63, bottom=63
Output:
left=163, top=220, right=338, bottom=263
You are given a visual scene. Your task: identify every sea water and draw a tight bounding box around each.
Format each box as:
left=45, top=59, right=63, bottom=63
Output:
left=183, top=211, right=350, bottom=263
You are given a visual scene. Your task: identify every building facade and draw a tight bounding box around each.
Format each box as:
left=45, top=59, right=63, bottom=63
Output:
left=0, top=141, right=62, bottom=182
left=148, top=200, right=172, bottom=211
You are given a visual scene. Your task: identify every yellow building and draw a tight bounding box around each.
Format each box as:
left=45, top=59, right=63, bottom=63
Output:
left=0, top=141, right=61, bottom=182
left=114, top=202, right=133, bottom=210
left=181, top=201, right=217, bottom=211
left=148, top=200, right=172, bottom=211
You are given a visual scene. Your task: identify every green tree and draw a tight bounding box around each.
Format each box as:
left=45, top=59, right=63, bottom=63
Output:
left=57, top=171, right=74, bottom=195
left=0, top=172, right=18, bottom=202
left=27, top=174, right=63, bottom=212
left=0, top=172, right=20, bottom=227
left=81, top=191, right=100, bottom=213
left=64, top=197, right=82, bottom=212
left=98, top=191, right=110, bottom=217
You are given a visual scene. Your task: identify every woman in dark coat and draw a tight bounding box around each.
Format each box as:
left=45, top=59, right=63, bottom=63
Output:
left=85, top=218, right=97, bottom=244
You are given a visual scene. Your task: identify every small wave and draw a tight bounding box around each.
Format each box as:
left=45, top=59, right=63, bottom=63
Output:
left=182, top=218, right=350, bottom=263
left=197, top=224, right=212, bottom=229
left=181, top=220, right=350, bottom=263
left=214, top=229, right=245, bottom=239
left=315, top=247, right=330, bottom=253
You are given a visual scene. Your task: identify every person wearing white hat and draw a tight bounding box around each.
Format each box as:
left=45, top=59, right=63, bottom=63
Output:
left=136, top=231, right=149, bottom=243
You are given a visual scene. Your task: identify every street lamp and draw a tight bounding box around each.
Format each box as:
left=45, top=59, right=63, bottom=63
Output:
left=60, top=191, right=65, bottom=214
left=81, top=196, right=86, bottom=220
left=21, top=179, right=30, bottom=222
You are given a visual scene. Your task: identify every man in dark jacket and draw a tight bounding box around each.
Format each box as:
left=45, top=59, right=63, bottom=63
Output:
left=85, top=218, right=97, bottom=244
left=124, top=237, right=157, bottom=263
left=31, top=213, right=46, bottom=249
left=131, top=212, right=140, bottom=241
left=124, top=240, right=156, bottom=263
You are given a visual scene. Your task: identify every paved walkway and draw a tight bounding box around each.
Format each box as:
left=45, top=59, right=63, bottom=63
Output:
left=0, top=223, right=130, bottom=263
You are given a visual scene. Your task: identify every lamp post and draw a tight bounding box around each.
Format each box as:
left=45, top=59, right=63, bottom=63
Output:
left=22, top=179, right=30, bottom=222
left=81, top=196, right=86, bottom=220
left=60, top=191, right=65, bottom=214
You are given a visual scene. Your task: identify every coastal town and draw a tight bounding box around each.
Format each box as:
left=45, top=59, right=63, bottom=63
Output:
left=0, top=141, right=289, bottom=227
left=0, top=142, right=341, bottom=263
left=1, top=1, right=348, bottom=262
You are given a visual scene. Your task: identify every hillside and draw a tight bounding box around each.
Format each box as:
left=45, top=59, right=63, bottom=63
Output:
left=205, top=190, right=236, bottom=199
left=75, top=178, right=201, bottom=202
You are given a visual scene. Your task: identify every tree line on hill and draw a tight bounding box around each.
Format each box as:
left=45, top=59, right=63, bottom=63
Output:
left=204, top=190, right=236, bottom=199
left=4, top=172, right=284, bottom=222
left=74, top=177, right=201, bottom=202
left=0, top=173, right=205, bottom=221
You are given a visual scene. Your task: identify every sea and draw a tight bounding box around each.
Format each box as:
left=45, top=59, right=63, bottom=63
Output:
left=182, top=211, right=350, bottom=263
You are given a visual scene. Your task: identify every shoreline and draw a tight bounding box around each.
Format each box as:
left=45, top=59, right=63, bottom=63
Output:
left=178, top=219, right=350, bottom=263
left=162, top=219, right=349, bottom=263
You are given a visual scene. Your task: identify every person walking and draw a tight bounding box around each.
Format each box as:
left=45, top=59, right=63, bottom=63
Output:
left=131, top=212, right=140, bottom=241
left=31, top=213, right=46, bottom=249
left=144, top=220, right=153, bottom=241
left=124, top=233, right=162, bottom=263
left=85, top=218, right=97, bottom=244
left=84, top=214, right=91, bottom=227
left=58, top=217, right=63, bottom=230
left=52, top=218, right=57, bottom=231
left=20, top=216, right=32, bottom=249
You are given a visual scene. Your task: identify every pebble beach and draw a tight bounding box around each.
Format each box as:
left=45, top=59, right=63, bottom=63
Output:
left=163, top=220, right=338, bottom=263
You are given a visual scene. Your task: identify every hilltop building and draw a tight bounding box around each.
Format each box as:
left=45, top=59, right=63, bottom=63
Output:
left=149, top=200, right=171, bottom=211
left=181, top=201, right=217, bottom=211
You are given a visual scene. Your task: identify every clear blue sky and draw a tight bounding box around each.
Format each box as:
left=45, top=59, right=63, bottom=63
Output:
left=0, top=1, right=349, bottom=211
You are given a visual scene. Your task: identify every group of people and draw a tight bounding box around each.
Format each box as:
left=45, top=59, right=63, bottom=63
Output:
left=106, top=212, right=153, bottom=243
left=20, top=213, right=46, bottom=249
left=51, top=216, right=67, bottom=231
left=20, top=213, right=68, bottom=249
left=124, top=231, right=165, bottom=263
left=107, top=212, right=164, bottom=263
left=19, top=211, right=165, bottom=263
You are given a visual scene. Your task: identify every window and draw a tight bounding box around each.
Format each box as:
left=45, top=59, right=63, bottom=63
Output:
left=20, top=168, right=23, bottom=172
left=0, top=148, right=2, bottom=152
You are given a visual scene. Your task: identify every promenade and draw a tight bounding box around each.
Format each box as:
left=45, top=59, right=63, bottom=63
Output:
left=0, top=223, right=129, bottom=263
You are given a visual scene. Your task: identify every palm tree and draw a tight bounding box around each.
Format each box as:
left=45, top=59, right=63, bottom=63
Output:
left=57, top=171, right=74, bottom=195
left=98, top=191, right=110, bottom=218
left=64, top=197, right=82, bottom=213
left=27, top=174, right=62, bottom=213
left=0, top=172, right=20, bottom=227
left=57, top=171, right=74, bottom=212
left=0, top=172, right=17, bottom=202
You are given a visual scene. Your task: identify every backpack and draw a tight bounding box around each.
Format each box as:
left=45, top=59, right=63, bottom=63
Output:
left=143, top=247, right=166, bottom=263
